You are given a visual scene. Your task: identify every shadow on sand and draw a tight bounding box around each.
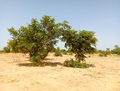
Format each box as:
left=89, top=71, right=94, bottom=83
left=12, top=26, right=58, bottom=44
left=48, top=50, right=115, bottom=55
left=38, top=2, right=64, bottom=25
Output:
left=17, top=61, right=63, bottom=67
left=17, top=62, right=95, bottom=68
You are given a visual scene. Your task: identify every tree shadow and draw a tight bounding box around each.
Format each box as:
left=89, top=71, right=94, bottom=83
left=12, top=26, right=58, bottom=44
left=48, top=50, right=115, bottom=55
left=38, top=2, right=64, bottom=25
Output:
left=43, top=62, right=62, bottom=67
left=44, top=58, right=54, bottom=60
left=24, top=58, right=53, bottom=61
left=17, top=61, right=62, bottom=67
left=89, top=64, right=96, bottom=67
left=17, top=62, right=95, bottom=68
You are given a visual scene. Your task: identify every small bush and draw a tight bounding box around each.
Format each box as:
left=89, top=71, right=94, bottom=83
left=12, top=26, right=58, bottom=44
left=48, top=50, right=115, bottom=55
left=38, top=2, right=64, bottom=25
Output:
left=99, top=53, right=107, bottom=57
left=69, top=52, right=73, bottom=55
left=63, top=59, right=89, bottom=68
left=0, top=50, right=3, bottom=52
left=3, top=47, right=10, bottom=53
left=54, top=52, right=62, bottom=57
left=88, top=55, right=91, bottom=57
left=99, top=53, right=104, bottom=57
left=54, top=47, right=62, bottom=57
left=62, top=51, right=67, bottom=55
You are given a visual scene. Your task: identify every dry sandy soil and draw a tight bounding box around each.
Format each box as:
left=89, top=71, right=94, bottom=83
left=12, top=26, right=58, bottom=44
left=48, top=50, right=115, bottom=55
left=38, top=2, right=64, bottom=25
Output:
left=0, top=53, right=120, bottom=91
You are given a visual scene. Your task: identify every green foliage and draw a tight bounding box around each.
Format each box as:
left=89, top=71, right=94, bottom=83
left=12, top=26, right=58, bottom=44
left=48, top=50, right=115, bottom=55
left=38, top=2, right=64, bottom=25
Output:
left=99, top=53, right=107, bottom=57
left=67, top=48, right=72, bottom=52
left=60, top=49, right=67, bottom=55
left=69, top=52, right=73, bottom=55
left=6, top=15, right=98, bottom=66
left=3, top=47, right=10, bottom=53
left=62, top=51, right=67, bottom=55
left=111, top=45, right=120, bottom=55
left=50, top=48, right=56, bottom=52
left=98, top=49, right=109, bottom=57
left=63, top=59, right=89, bottom=68
left=61, top=29, right=98, bottom=62
left=54, top=47, right=62, bottom=56
left=6, top=15, right=63, bottom=65
left=54, top=52, right=62, bottom=56
left=60, top=49, right=66, bottom=52
left=0, top=50, right=3, bottom=52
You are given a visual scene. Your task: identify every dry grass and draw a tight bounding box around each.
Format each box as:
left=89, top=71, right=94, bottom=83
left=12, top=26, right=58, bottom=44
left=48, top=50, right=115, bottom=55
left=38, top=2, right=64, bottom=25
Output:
left=0, top=53, right=120, bottom=91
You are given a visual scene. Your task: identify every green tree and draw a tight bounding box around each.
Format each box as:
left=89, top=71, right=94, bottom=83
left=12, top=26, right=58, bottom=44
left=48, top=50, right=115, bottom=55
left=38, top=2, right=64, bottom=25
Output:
left=111, top=45, right=120, bottom=55
left=7, top=15, right=62, bottom=65
left=6, top=15, right=98, bottom=66
left=61, top=29, right=98, bottom=62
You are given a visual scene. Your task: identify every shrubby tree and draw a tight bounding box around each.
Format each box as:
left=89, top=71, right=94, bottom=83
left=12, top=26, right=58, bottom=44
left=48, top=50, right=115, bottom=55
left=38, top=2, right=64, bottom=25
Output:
left=54, top=47, right=62, bottom=56
left=60, top=49, right=67, bottom=55
left=111, top=45, right=120, bottom=55
left=60, top=22, right=98, bottom=62
left=67, top=47, right=72, bottom=53
left=3, top=47, right=10, bottom=53
left=60, top=49, right=66, bottom=52
left=6, top=15, right=98, bottom=67
left=7, top=15, right=62, bottom=65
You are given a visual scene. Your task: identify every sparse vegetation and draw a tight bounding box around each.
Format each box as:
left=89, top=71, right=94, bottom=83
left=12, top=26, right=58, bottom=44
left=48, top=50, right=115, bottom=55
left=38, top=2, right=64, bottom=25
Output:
left=111, top=45, right=120, bottom=55
left=11, top=79, right=19, bottom=83
left=3, top=47, right=10, bottom=53
left=0, top=50, right=3, bottom=52
left=54, top=47, right=62, bottom=57
left=4, top=15, right=98, bottom=67
left=63, top=59, right=89, bottom=68
left=99, top=53, right=107, bottom=57
left=60, top=49, right=67, bottom=55
left=69, top=52, right=73, bottom=55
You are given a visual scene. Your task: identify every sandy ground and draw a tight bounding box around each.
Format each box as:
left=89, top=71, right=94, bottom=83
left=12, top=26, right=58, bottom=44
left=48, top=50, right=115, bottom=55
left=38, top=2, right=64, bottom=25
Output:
left=0, top=53, right=120, bottom=91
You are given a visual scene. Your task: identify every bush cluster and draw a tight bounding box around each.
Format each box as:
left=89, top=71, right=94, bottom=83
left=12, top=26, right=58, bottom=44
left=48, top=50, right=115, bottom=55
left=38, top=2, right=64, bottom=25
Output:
left=3, top=47, right=10, bottom=53
left=69, top=52, right=73, bottom=55
left=63, top=59, right=89, bottom=68
left=54, top=52, right=62, bottom=56
left=99, top=52, right=107, bottom=57
left=54, top=47, right=62, bottom=57
left=62, top=51, right=67, bottom=55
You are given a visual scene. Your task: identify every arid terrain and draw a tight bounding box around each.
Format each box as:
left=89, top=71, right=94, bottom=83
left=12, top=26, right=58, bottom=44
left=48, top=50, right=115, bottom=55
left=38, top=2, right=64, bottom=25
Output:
left=0, top=53, right=120, bottom=91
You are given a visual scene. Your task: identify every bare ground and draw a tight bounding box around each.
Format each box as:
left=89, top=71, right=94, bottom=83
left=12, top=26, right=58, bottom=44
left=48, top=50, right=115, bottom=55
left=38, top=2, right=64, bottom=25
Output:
left=0, top=53, right=120, bottom=91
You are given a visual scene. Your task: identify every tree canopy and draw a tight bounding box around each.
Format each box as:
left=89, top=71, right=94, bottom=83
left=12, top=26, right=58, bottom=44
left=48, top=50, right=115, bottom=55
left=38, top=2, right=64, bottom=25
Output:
left=61, top=29, right=98, bottom=62
left=7, top=15, right=63, bottom=65
left=6, top=15, right=98, bottom=65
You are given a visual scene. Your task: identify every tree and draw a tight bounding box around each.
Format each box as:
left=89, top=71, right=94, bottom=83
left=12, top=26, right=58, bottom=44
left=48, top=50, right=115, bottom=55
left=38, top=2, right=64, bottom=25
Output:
left=6, top=15, right=98, bottom=66
left=61, top=29, right=98, bottom=62
left=111, top=45, right=120, bottom=55
left=7, top=15, right=62, bottom=65
left=106, top=48, right=110, bottom=52
left=114, top=45, right=118, bottom=49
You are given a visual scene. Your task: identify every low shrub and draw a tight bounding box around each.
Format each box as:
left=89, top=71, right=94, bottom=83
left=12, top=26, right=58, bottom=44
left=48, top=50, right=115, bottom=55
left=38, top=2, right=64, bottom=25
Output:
left=62, top=51, right=67, bottom=55
left=3, top=47, right=10, bottom=53
left=99, top=53, right=107, bottom=57
left=54, top=52, right=62, bottom=57
left=99, top=53, right=104, bottom=57
left=69, top=52, right=73, bottom=55
left=88, top=55, right=91, bottom=57
left=63, top=59, right=89, bottom=68
left=0, top=50, right=3, bottom=52
left=54, top=47, right=62, bottom=57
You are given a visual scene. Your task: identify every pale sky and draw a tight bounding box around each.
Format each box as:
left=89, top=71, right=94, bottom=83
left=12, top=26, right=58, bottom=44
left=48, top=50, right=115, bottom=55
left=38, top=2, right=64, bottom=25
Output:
left=0, top=0, right=120, bottom=50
